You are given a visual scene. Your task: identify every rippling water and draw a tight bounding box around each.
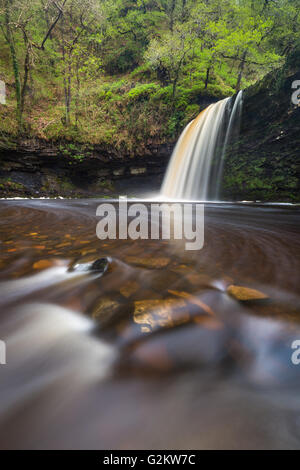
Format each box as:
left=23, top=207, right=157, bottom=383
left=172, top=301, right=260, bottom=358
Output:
left=0, top=199, right=299, bottom=449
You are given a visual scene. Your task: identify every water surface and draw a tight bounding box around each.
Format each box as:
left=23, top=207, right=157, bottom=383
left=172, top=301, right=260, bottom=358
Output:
left=0, top=199, right=299, bottom=449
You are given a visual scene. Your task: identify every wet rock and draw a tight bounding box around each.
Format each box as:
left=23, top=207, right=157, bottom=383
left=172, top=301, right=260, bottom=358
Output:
left=33, top=259, right=56, bottom=270
left=227, top=285, right=268, bottom=301
left=90, top=258, right=109, bottom=273
left=130, top=167, right=146, bottom=175
left=133, top=288, right=163, bottom=301
left=124, top=256, right=170, bottom=269
left=120, top=281, right=139, bottom=298
left=170, top=264, right=194, bottom=274
left=80, top=248, right=97, bottom=256
left=113, top=167, right=125, bottom=177
left=92, top=298, right=121, bottom=323
left=133, top=298, right=188, bottom=332
left=69, top=257, right=109, bottom=274
left=56, top=242, right=71, bottom=248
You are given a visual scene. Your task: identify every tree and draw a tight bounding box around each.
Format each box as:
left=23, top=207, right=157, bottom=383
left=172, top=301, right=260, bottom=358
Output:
left=0, top=0, right=298, bottom=138
left=1, top=0, right=28, bottom=130
left=44, top=0, right=103, bottom=126
left=0, top=0, right=66, bottom=132
left=145, top=24, right=194, bottom=102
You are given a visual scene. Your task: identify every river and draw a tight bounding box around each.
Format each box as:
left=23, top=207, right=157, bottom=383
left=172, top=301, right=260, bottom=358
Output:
left=0, top=199, right=299, bottom=449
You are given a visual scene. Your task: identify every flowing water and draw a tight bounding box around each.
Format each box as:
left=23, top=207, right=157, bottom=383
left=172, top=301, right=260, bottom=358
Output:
left=161, top=91, right=243, bottom=201
left=0, top=199, right=299, bottom=449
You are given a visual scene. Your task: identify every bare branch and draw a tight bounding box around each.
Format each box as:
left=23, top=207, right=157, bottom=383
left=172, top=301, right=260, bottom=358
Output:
left=37, top=0, right=67, bottom=50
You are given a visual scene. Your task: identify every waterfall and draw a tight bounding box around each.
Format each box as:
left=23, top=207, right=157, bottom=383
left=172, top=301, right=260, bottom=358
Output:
left=161, top=91, right=243, bottom=201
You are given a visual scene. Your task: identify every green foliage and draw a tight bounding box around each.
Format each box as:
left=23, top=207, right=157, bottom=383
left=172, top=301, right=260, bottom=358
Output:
left=127, top=83, right=160, bottom=101
left=0, top=178, right=26, bottom=192
left=102, top=41, right=141, bottom=74
left=0, top=0, right=298, bottom=150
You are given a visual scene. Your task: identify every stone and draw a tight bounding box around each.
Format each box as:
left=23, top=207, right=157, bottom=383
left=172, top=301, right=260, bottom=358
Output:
left=120, top=281, right=139, bottom=298
left=92, top=298, right=121, bottom=323
left=90, top=257, right=109, bottom=273
left=124, top=256, right=170, bottom=269
left=227, top=285, right=268, bottom=301
left=113, top=167, right=125, bottom=176
left=69, top=257, right=109, bottom=274
left=33, top=259, right=54, bottom=270
left=130, top=167, right=147, bottom=175
left=133, top=298, right=188, bottom=331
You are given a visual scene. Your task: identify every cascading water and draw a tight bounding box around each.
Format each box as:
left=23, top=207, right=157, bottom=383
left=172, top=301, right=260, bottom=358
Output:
left=161, top=91, right=243, bottom=201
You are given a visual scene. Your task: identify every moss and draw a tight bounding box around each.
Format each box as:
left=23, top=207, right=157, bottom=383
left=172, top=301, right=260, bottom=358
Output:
left=0, top=177, right=27, bottom=194
left=94, top=179, right=115, bottom=192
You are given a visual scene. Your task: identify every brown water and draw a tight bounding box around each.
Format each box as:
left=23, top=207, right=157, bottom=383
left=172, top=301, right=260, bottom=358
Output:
left=0, top=199, right=299, bottom=449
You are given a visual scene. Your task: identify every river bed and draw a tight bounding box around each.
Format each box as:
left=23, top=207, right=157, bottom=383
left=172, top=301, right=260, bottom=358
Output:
left=0, top=199, right=299, bottom=449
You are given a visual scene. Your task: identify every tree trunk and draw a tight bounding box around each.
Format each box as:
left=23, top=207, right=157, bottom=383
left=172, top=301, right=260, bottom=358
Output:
left=170, top=0, right=176, bottom=32
left=181, top=0, right=187, bottom=20
left=172, top=78, right=177, bottom=101
left=236, top=50, right=247, bottom=92
left=75, top=60, right=80, bottom=127
left=204, top=66, right=210, bottom=89
left=67, top=58, right=72, bottom=125
left=20, top=32, right=30, bottom=117
left=171, top=72, right=179, bottom=111
left=61, top=17, right=71, bottom=126
left=63, top=67, right=71, bottom=126
left=4, top=0, right=22, bottom=132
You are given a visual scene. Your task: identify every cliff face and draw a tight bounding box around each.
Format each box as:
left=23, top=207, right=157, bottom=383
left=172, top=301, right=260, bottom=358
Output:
left=0, top=138, right=173, bottom=197
left=222, top=49, right=300, bottom=202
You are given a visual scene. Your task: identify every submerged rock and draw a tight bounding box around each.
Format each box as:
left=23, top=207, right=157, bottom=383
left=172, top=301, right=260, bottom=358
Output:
left=227, top=285, right=268, bottom=301
left=120, top=281, right=139, bottom=298
left=33, top=259, right=55, bottom=270
left=32, top=259, right=68, bottom=271
left=133, top=298, right=188, bottom=331
left=92, top=298, right=121, bottom=323
left=124, top=256, right=170, bottom=269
